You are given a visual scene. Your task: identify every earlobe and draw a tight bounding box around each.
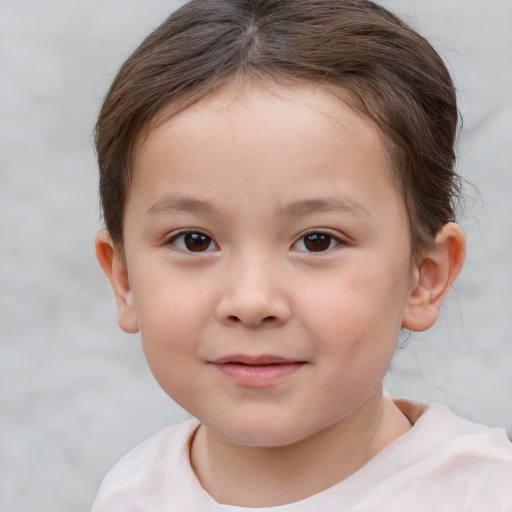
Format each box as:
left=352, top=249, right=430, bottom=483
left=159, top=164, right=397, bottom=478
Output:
left=95, top=230, right=139, bottom=334
left=402, top=222, right=466, bottom=332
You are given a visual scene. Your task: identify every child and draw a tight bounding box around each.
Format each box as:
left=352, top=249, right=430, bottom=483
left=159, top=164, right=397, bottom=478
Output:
left=92, top=0, right=512, bottom=509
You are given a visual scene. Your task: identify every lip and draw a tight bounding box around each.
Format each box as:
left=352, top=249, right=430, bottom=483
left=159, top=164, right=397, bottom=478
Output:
left=208, top=354, right=307, bottom=387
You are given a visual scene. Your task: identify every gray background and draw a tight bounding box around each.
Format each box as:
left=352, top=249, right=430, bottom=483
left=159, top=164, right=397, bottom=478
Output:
left=1, top=1, right=510, bottom=511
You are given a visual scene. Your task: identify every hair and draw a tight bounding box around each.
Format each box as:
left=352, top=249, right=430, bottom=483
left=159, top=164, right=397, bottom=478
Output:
left=95, top=0, right=461, bottom=258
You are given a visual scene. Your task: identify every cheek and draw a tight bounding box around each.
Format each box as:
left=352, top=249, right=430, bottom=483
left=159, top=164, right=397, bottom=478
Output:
left=296, top=265, right=407, bottom=353
left=132, top=274, right=212, bottom=357
left=134, top=283, right=210, bottom=402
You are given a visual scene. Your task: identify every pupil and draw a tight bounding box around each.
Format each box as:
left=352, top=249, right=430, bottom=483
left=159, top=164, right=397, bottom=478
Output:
left=184, top=233, right=210, bottom=252
left=304, top=233, right=331, bottom=252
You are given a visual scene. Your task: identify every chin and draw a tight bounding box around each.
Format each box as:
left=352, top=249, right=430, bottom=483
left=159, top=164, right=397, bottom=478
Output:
left=209, top=417, right=320, bottom=448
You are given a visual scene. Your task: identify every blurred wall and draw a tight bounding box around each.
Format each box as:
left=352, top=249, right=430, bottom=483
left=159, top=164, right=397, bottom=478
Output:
left=1, top=1, right=510, bottom=511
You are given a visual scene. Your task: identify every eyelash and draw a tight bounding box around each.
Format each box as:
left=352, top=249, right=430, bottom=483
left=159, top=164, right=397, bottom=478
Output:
left=292, top=231, right=343, bottom=253
left=166, top=230, right=218, bottom=253
left=166, top=229, right=344, bottom=254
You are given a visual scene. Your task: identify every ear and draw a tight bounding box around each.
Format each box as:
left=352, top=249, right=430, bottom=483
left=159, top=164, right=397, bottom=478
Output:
left=95, top=230, right=139, bottom=333
left=402, top=222, right=466, bottom=332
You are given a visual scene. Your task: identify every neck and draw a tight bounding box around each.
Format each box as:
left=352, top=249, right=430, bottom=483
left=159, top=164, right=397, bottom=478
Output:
left=190, top=389, right=411, bottom=507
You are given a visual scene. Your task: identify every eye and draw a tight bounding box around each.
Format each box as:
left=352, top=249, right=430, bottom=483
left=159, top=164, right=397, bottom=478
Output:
left=168, top=231, right=218, bottom=253
left=293, top=232, right=341, bottom=253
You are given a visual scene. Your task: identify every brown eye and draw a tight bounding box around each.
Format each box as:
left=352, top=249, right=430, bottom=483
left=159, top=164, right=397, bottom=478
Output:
left=303, top=233, right=332, bottom=252
left=170, top=231, right=217, bottom=252
left=184, top=233, right=212, bottom=252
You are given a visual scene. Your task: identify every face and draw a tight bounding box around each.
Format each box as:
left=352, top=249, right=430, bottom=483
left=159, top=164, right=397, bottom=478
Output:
left=118, top=82, right=418, bottom=447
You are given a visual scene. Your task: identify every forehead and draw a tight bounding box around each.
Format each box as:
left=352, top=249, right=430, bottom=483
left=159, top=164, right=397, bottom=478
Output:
left=135, top=82, right=391, bottom=174
left=128, top=81, right=401, bottom=220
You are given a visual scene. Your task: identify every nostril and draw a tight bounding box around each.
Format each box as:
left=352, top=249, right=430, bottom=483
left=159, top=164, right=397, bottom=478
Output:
left=225, top=314, right=279, bottom=326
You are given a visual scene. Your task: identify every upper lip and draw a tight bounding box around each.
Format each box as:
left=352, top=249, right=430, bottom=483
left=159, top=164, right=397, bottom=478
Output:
left=209, top=354, right=306, bottom=365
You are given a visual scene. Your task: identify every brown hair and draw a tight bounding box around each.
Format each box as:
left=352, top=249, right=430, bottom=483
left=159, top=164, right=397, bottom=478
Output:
left=95, top=0, right=461, bottom=257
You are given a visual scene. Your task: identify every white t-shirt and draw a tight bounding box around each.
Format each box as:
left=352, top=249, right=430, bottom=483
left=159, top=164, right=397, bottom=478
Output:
left=92, top=400, right=512, bottom=511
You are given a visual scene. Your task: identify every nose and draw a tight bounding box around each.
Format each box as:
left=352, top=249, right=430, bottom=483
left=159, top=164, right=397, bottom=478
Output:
left=215, top=253, right=291, bottom=328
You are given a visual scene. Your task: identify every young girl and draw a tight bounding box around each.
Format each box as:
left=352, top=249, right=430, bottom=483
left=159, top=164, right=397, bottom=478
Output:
left=92, top=0, right=512, bottom=509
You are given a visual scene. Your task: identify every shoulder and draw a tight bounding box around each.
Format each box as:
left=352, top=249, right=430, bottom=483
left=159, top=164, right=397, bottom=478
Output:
left=91, top=418, right=200, bottom=512
left=404, top=399, right=512, bottom=464
left=370, top=399, right=512, bottom=510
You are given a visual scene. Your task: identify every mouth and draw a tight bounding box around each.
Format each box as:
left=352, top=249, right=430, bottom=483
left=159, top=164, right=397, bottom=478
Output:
left=208, top=355, right=307, bottom=387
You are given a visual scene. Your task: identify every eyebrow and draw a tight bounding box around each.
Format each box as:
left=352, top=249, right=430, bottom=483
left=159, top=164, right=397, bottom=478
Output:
left=146, top=196, right=214, bottom=217
left=279, top=197, right=372, bottom=218
left=146, top=195, right=372, bottom=219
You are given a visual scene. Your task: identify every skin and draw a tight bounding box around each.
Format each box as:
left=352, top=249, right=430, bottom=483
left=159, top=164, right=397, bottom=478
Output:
left=96, top=81, right=465, bottom=507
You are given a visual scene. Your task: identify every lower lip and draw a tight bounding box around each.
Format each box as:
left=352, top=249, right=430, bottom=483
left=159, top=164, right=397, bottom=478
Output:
left=210, top=362, right=306, bottom=387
